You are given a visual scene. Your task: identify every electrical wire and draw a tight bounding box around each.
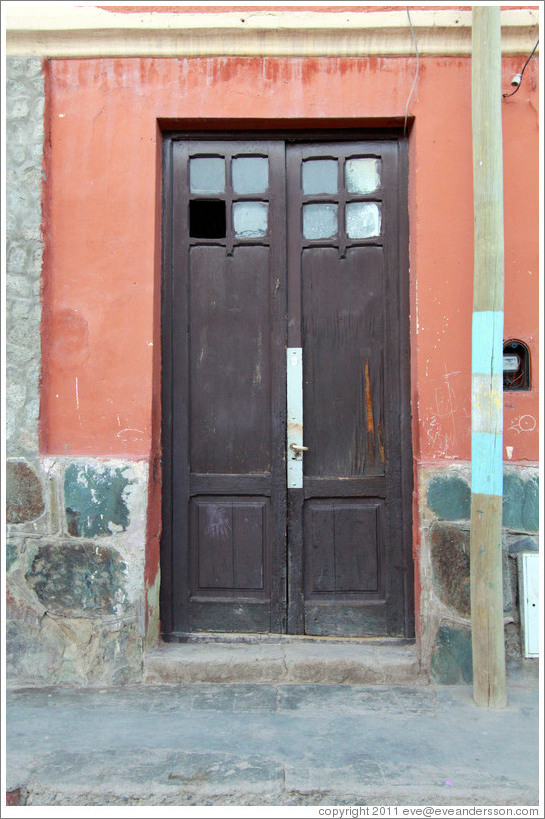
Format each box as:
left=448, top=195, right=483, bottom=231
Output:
left=404, top=6, right=420, bottom=134
left=503, top=39, right=539, bottom=98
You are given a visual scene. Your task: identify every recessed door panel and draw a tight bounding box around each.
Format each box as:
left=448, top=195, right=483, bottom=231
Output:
left=189, top=245, right=272, bottom=475
left=190, top=497, right=269, bottom=592
left=304, top=499, right=381, bottom=595
left=302, top=245, right=385, bottom=478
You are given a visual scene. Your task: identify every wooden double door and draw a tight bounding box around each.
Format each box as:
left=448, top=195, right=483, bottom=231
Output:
left=161, top=133, right=413, bottom=640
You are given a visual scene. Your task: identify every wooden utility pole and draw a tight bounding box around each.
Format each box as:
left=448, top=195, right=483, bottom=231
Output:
left=470, top=5, right=507, bottom=708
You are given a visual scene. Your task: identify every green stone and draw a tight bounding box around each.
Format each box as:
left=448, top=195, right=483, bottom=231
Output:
left=26, top=542, right=128, bottom=616
left=427, top=475, right=471, bottom=521
left=64, top=464, right=131, bottom=537
left=431, top=625, right=473, bottom=684
left=503, top=473, right=539, bottom=533
left=6, top=541, right=18, bottom=572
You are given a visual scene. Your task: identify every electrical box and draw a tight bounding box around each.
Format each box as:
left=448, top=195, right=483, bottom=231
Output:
left=503, top=340, right=530, bottom=390
left=518, top=552, right=539, bottom=658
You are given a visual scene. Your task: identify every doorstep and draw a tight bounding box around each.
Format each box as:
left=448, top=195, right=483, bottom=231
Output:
left=144, top=635, right=428, bottom=685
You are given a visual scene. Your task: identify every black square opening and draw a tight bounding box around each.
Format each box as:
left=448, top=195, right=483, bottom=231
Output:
left=189, top=200, right=226, bottom=238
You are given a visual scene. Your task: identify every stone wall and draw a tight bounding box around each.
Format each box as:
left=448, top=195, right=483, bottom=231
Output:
left=6, top=459, right=148, bottom=685
left=6, top=56, right=44, bottom=458
left=419, top=464, right=539, bottom=683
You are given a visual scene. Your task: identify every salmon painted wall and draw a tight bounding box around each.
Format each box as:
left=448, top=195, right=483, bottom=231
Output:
left=40, top=56, right=539, bottom=464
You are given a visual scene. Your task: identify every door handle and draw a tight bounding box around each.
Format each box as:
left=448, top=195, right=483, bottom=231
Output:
left=289, top=443, right=309, bottom=452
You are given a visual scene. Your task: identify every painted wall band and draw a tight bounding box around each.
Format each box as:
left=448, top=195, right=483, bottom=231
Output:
left=471, top=432, right=503, bottom=497
left=471, top=311, right=503, bottom=496
left=471, top=374, right=503, bottom=435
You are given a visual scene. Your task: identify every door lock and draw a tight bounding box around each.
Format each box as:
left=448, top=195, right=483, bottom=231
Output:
left=289, top=443, right=309, bottom=453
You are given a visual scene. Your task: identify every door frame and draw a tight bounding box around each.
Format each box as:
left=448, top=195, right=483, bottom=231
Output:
left=160, top=127, right=414, bottom=641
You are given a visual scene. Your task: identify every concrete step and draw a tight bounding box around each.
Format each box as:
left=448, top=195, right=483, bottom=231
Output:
left=144, top=636, right=427, bottom=685
left=7, top=682, right=539, bottom=806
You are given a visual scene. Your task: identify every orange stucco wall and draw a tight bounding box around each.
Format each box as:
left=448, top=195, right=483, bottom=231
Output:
left=41, top=55, right=539, bottom=465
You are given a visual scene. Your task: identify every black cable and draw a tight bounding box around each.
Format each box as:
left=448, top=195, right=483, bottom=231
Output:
left=503, top=39, right=539, bottom=98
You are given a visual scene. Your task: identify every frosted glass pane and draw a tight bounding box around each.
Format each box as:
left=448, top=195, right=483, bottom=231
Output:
left=232, top=157, right=269, bottom=194
left=345, top=158, right=381, bottom=194
left=302, top=160, right=338, bottom=195
left=346, top=202, right=381, bottom=238
left=189, top=157, right=225, bottom=194
left=303, top=204, right=338, bottom=239
left=233, top=202, right=268, bottom=237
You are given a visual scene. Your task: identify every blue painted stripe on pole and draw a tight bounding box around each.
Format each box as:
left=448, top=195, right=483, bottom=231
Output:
left=471, top=432, right=503, bottom=496
left=472, top=311, right=504, bottom=375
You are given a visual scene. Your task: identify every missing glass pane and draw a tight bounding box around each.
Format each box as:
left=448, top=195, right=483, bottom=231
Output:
left=189, top=200, right=226, bottom=238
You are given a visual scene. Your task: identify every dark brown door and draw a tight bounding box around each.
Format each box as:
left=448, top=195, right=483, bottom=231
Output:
left=161, top=135, right=413, bottom=640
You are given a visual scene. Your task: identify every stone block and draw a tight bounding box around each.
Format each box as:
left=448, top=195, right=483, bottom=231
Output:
left=58, top=618, right=94, bottom=646
left=7, top=57, right=26, bottom=77
left=431, top=624, right=473, bottom=684
left=26, top=542, right=129, bottom=616
left=5, top=274, right=31, bottom=299
left=7, top=79, right=29, bottom=98
left=430, top=523, right=471, bottom=616
left=7, top=586, right=142, bottom=685
left=96, top=621, right=143, bottom=685
left=507, top=535, right=538, bottom=555
left=64, top=463, right=132, bottom=537
left=6, top=461, right=44, bottom=524
left=6, top=379, right=26, bottom=412
left=59, top=619, right=143, bottom=686
left=503, top=472, right=539, bottom=532
left=431, top=522, right=512, bottom=616
left=426, top=473, right=471, bottom=520
left=25, top=57, right=43, bottom=77
left=504, top=622, right=522, bottom=674
left=7, top=242, right=27, bottom=273
left=431, top=622, right=529, bottom=684
left=6, top=541, right=19, bottom=572
left=6, top=603, right=65, bottom=687
left=8, top=98, right=30, bottom=120
left=6, top=789, right=24, bottom=806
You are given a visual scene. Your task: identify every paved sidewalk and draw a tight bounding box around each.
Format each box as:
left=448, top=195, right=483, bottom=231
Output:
left=6, top=681, right=540, bottom=807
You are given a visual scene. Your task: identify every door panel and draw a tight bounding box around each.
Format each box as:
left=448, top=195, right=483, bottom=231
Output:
left=304, top=499, right=381, bottom=593
left=286, top=141, right=404, bottom=636
left=166, top=139, right=287, bottom=635
left=302, top=245, right=385, bottom=477
left=189, top=245, right=272, bottom=474
left=161, top=134, right=412, bottom=640
left=190, top=497, right=269, bottom=591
